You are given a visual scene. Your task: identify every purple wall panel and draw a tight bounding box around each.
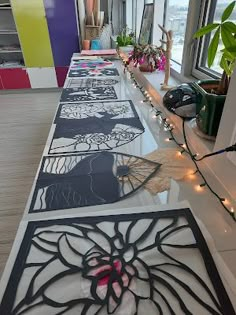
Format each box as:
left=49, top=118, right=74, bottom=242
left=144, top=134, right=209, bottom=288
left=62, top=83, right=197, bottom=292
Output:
left=44, top=0, right=80, bottom=67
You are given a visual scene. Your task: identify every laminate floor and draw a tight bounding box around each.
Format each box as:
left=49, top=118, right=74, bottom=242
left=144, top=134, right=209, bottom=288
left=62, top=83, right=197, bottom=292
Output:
left=0, top=90, right=60, bottom=276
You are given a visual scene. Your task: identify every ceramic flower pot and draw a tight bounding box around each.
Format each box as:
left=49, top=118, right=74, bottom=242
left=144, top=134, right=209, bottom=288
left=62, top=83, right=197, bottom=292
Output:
left=139, top=62, right=155, bottom=72
left=118, top=45, right=134, bottom=54
left=191, top=80, right=226, bottom=137
left=83, top=40, right=90, bottom=50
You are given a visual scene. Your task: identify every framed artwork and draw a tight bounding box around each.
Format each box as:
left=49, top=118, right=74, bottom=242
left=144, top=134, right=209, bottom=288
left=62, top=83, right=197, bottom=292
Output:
left=29, top=151, right=161, bottom=212
left=68, top=68, right=120, bottom=78
left=139, top=3, right=154, bottom=45
left=60, top=87, right=118, bottom=103
left=49, top=100, right=145, bottom=154
left=70, top=60, right=114, bottom=70
left=66, top=78, right=120, bottom=88
left=0, top=207, right=234, bottom=314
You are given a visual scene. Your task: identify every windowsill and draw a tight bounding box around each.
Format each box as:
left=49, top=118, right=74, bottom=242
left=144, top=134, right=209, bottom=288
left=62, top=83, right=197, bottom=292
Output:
left=126, top=64, right=236, bottom=200
left=138, top=69, right=215, bottom=154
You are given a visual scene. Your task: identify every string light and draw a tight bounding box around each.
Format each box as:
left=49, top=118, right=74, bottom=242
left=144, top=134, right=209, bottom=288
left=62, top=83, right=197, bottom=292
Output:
left=222, top=198, right=230, bottom=205
left=187, top=172, right=197, bottom=180
left=195, top=185, right=204, bottom=192
left=118, top=50, right=236, bottom=222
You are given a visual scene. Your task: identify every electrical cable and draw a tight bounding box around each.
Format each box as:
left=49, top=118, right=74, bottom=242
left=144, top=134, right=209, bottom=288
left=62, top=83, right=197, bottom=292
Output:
left=194, top=143, right=236, bottom=161
left=118, top=52, right=236, bottom=221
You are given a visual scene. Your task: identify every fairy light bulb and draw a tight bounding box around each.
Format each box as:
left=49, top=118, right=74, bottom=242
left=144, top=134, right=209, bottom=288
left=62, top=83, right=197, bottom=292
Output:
left=230, top=207, right=235, bottom=213
left=177, top=151, right=182, bottom=157
left=222, top=198, right=230, bottom=205
left=187, top=170, right=196, bottom=180
left=195, top=185, right=203, bottom=192
left=182, top=144, right=187, bottom=149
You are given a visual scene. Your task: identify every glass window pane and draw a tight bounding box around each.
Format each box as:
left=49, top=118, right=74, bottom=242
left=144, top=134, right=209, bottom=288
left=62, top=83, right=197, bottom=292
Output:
left=164, top=0, right=190, bottom=64
left=203, top=0, right=236, bottom=73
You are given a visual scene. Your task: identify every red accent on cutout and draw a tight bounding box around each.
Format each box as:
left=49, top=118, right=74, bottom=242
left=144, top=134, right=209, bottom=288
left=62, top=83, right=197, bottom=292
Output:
left=96, top=260, right=122, bottom=286
left=0, top=68, right=31, bottom=89
left=56, top=67, right=69, bottom=87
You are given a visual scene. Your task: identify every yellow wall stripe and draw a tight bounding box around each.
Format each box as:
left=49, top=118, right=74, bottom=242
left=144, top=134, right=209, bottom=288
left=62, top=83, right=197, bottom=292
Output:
left=11, top=0, right=54, bottom=67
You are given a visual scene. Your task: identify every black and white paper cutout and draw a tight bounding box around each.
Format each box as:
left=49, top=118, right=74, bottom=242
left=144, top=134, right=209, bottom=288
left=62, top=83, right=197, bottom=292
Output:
left=49, top=100, right=144, bottom=154
left=54, top=100, right=139, bottom=123
left=66, top=78, right=120, bottom=88
left=68, top=68, right=120, bottom=78
left=29, top=151, right=161, bottom=212
left=0, top=208, right=234, bottom=315
left=60, top=87, right=117, bottom=103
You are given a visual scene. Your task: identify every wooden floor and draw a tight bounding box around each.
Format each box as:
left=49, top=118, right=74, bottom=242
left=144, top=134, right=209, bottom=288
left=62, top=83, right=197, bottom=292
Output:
left=0, top=90, right=60, bottom=276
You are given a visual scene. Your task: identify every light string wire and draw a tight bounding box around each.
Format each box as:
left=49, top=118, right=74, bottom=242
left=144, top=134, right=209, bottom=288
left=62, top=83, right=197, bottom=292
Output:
left=118, top=53, right=236, bottom=222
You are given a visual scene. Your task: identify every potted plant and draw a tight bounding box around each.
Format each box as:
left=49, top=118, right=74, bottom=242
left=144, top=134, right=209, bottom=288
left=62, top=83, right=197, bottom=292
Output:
left=192, top=1, right=236, bottom=137
left=127, top=44, right=165, bottom=72
left=116, top=26, right=135, bottom=53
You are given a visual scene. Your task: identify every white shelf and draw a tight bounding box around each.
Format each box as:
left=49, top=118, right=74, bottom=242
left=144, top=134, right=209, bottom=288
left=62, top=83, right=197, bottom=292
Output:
left=0, top=49, right=22, bottom=53
left=0, top=31, right=17, bottom=34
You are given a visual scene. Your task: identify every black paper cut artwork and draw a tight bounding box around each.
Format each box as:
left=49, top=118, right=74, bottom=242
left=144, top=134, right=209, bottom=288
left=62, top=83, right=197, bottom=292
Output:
left=60, top=87, right=117, bottom=103
left=66, top=78, right=120, bottom=88
left=54, top=100, right=139, bottom=123
left=29, top=151, right=161, bottom=212
left=70, top=60, right=114, bottom=69
left=0, top=209, right=235, bottom=315
left=68, top=68, right=120, bottom=78
left=49, top=100, right=144, bottom=154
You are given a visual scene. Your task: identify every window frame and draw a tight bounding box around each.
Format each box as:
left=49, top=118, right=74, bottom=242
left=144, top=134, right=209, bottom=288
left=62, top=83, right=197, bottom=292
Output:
left=163, top=0, right=191, bottom=66
left=191, top=0, right=223, bottom=80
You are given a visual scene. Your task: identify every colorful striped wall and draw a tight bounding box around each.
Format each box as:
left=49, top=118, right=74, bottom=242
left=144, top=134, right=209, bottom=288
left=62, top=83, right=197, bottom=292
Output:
left=11, top=0, right=55, bottom=68
left=0, top=0, right=81, bottom=89
left=44, top=0, right=81, bottom=67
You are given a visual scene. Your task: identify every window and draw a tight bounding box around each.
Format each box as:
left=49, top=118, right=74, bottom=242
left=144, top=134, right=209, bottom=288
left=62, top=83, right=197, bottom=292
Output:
left=164, top=0, right=190, bottom=64
left=195, top=0, right=236, bottom=77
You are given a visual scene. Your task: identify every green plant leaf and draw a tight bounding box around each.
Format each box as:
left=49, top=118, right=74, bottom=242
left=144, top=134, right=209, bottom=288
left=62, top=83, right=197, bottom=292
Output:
left=222, top=49, right=235, bottom=61
left=221, top=1, right=236, bottom=22
left=223, top=21, right=236, bottom=34
left=193, top=23, right=219, bottom=38
left=227, top=45, right=236, bottom=54
left=221, top=24, right=236, bottom=48
left=229, top=59, right=236, bottom=74
left=220, top=54, right=232, bottom=76
left=208, top=28, right=220, bottom=67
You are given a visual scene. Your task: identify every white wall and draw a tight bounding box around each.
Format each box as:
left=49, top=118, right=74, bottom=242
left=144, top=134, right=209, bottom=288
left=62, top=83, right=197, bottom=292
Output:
left=111, top=0, right=121, bottom=34
left=126, top=0, right=133, bottom=30
left=208, top=69, right=236, bottom=199
left=152, top=0, right=165, bottom=46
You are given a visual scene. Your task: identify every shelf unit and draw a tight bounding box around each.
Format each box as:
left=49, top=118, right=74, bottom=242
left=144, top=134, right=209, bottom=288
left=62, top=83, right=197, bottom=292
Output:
left=0, top=0, right=24, bottom=68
